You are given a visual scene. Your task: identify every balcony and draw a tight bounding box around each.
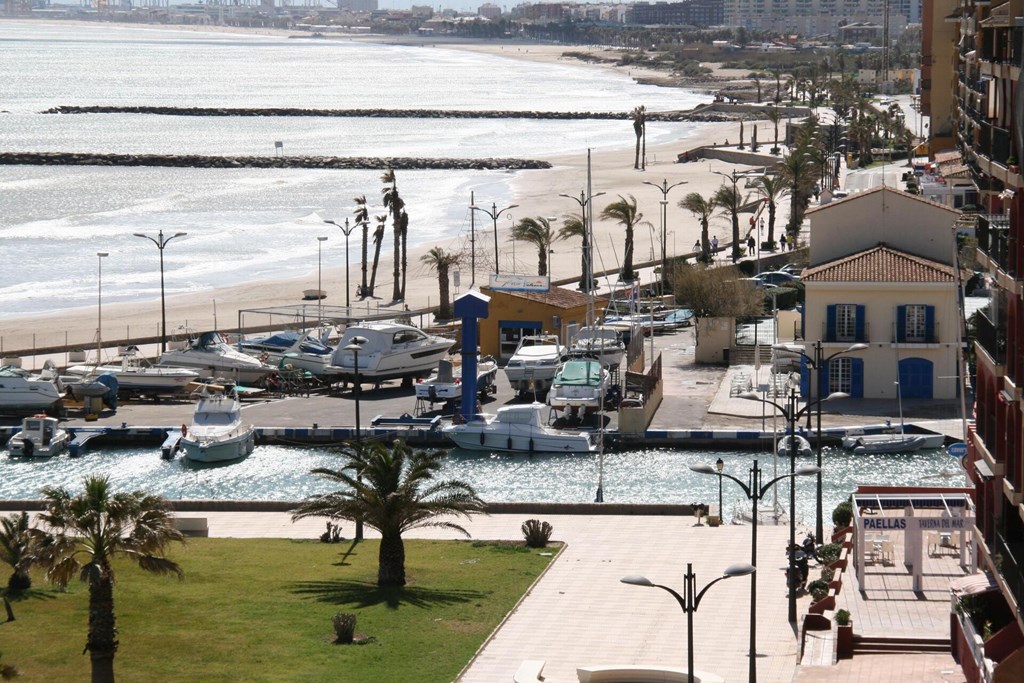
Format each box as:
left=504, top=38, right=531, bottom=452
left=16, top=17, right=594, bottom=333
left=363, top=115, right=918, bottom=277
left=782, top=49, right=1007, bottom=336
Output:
left=996, top=532, right=1024, bottom=619
left=977, top=213, right=1013, bottom=277
left=975, top=310, right=1007, bottom=366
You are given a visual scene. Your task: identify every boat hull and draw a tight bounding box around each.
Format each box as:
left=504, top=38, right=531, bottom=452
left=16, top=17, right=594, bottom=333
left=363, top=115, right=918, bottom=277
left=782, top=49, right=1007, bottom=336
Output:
left=445, top=425, right=595, bottom=453
left=8, top=431, right=70, bottom=457
left=182, top=429, right=255, bottom=463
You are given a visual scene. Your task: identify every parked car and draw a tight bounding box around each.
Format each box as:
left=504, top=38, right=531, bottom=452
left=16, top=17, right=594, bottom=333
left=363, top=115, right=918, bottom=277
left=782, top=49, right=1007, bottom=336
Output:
left=778, top=264, right=802, bottom=276
left=739, top=277, right=777, bottom=290
left=756, top=271, right=801, bottom=286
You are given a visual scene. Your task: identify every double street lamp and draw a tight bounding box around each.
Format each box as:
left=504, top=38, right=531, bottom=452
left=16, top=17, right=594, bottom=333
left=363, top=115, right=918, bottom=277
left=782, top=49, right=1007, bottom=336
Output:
left=621, top=562, right=756, bottom=683
left=690, top=458, right=819, bottom=683
left=470, top=202, right=518, bottom=275
left=132, top=230, right=187, bottom=352
left=641, top=178, right=687, bottom=294
left=773, top=342, right=867, bottom=542
left=559, top=190, right=606, bottom=297
left=344, top=335, right=368, bottom=541
left=324, top=218, right=359, bottom=308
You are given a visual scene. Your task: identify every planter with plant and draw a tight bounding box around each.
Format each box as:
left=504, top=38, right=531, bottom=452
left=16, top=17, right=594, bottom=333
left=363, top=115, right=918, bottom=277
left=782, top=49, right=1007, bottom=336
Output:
left=807, top=579, right=830, bottom=604
left=835, top=608, right=853, bottom=658
left=522, top=519, right=553, bottom=548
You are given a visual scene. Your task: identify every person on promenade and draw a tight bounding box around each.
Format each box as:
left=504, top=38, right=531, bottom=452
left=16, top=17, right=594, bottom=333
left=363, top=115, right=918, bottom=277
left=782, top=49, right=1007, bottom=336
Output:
left=747, top=236, right=756, bottom=254
left=780, top=233, right=787, bottom=251
left=711, top=235, right=719, bottom=252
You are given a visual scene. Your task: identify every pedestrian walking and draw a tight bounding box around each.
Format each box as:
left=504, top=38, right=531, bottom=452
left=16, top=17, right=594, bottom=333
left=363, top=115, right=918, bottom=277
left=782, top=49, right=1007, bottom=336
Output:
left=747, top=236, right=756, bottom=254
left=780, top=233, right=787, bottom=251
left=711, top=235, right=719, bottom=251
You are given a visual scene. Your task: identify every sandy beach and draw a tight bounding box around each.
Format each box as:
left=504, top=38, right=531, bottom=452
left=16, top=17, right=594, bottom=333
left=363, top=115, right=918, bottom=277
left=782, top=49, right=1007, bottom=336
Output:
left=0, top=23, right=767, bottom=356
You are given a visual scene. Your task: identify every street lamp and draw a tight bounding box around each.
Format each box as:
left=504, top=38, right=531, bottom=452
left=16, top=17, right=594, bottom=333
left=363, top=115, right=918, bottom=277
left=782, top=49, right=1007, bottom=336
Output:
left=560, top=190, right=606, bottom=299
left=712, top=169, right=742, bottom=263
left=344, top=335, right=368, bottom=541
left=773, top=342, right=867, bottom=542
left=95, top=252, right=108, bottom=363
left=315, top=236, right=328, bottom=322
left=470, top=202, right=518, bottom=275
left=738, top=388, right=845, bottom=625
left=324, top=218, right=358, bottom=309
left=132, top=230, right=187, bottom=352
left=642, top=178, right=687, bottom=294
left=715, top=457, right=725, bottom=523
left=691, top=458, right=819, bottom=683
left=621, top=562, right=756, bottom=683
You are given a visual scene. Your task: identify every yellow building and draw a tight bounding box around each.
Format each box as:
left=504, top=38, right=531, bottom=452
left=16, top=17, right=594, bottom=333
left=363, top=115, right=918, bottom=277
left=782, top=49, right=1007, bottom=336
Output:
left=477, top=286, right=607, bottom=359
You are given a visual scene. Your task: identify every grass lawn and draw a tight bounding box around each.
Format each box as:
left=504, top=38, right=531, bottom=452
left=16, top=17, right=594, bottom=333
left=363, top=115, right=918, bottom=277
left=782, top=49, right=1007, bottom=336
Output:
left=1, top=537, right=557, bottom=682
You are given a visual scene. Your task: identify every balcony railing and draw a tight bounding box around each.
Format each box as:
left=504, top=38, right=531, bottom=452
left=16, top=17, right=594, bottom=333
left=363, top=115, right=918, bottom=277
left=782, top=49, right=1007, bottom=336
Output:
left=975, top=311, right=1006, bottom=365
left=996, top=532, right=1024, bottom=619
left=894, top=323, right=940, bottom=345
left=821, top=323, right=869, bottom=344
left=977, top=213, right=1013, bottom=276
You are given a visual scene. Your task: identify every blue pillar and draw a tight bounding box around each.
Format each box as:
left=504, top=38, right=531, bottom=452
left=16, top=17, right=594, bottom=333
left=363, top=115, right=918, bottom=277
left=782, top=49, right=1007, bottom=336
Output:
left=453, top=290, right=490, bottom=422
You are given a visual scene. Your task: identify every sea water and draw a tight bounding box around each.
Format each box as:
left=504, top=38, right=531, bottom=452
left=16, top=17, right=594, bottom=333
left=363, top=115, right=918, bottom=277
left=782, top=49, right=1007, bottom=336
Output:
left=0, top=23, right=710, bottom=319
left=0, top=443, right=967, bottom=525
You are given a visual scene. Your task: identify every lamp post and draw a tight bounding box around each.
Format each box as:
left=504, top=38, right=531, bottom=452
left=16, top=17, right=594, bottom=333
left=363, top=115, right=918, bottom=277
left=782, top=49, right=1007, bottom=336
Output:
left=621, top=562, right=756, bottom=683
left=132, top=230, right=186, bottom=352
left=712, top=169, right=742, bottom=263
left=559, top=190, right=606, bottom=299
left=324, top=218, right=358, bottom=309
left=345, top=335, right=368, bottom=541
left=316, top=236, right=328, bottom=322
left=738, top=388, right=846, bottom=624
left=715, top=457, right=724, bottom=523
left=774, top=342, right=867, bottom=543
left=690, top=459, right=820, bottom=683
left=95, top=251, right=108, bottom=363
left=642, top=178, right=687, bottom=294
left=470, top=202, right=518, bottom=275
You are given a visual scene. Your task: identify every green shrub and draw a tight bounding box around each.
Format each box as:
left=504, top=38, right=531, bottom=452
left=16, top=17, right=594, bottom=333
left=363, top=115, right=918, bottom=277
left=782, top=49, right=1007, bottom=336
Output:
left=521, top=519, right=553, bottom=548
left=807, top=579, right=829, bottom=603
left=834, top=608, right=851, bottom=626
left=832, top=498, right=853, bottom=528
left=821, top=566, right=835, bottom=583
left=819, top=543, right=842, bottom=565
left=332, top=613, right=357, bottom=644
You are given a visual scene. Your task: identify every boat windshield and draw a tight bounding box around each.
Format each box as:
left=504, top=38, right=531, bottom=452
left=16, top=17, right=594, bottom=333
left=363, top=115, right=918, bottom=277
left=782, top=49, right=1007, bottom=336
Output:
left=558, top=362, right=602, bottom=385
left=496, top=408, right=539, bottom=425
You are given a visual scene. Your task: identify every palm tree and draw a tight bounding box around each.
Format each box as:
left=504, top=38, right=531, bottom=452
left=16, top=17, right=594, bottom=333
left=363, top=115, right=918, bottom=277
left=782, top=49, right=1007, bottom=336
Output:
left=753, top=175, right=785, bottom=249
left=631, top=105, right=646, bottom=170
left=291, top=441, right=486, bottom=587
left=678, top=192, right=717, bottom=263
left=399, top=209, right=409, bottom=300
left=0, top=512, right=33, bottom=594
left=353, top=195, right=370, bottom=297
left=512, top=217, right=556, bottom=276
left=600, top=195, right=646, bottom=283
left=766, top=106, right=782, bottom=154
left=713, top=184, right=742, bottom=263
left=420, top=247, right=460, bottom=320
left=30, top=476, right=184, bottom=683
left=367, top=214, right=387, bottom=298
left=557, top=213, right=590, bottom=292
left=778, top=146, right=821, bottom=239
left=381, top=169, right=405, bottom=302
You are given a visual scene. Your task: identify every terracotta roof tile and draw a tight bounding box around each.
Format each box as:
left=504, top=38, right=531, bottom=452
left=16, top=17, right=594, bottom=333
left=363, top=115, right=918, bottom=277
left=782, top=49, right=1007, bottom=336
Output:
left=482, top=286, right=610, bottom=309
left=802, top=244, right=955, bottom=283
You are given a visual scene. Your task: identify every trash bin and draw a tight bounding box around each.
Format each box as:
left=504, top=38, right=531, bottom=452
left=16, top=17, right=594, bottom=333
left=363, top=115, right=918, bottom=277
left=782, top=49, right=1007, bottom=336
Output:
left=722, top=348, right=730, bottom=365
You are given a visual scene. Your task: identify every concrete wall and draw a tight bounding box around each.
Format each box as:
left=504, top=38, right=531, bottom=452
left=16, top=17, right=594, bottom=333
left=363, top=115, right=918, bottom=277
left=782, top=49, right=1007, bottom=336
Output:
left=695, top=317, right=735, bottom=364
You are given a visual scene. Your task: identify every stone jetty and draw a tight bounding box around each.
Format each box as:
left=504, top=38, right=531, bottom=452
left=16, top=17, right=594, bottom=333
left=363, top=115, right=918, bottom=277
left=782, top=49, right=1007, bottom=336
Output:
left=0, top=152, right=551, bottom=171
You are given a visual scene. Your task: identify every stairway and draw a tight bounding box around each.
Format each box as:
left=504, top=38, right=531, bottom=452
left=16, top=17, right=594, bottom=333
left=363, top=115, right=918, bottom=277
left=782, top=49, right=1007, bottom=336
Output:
left=727, top=345, right=764, bottom=366
left=851, top=635, right=951, bottom=655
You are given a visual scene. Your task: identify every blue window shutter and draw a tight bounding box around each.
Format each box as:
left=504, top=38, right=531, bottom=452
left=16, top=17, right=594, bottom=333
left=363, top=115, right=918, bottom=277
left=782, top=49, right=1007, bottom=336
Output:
left=851, top=358, right=864, bottom=398
left=826, top=305, right=837, bottom=342
left=896, top=305, right=906, bottom=342
left=855, top=305, right=866, bottom=341
left=925, top=305, right=935, bottom=342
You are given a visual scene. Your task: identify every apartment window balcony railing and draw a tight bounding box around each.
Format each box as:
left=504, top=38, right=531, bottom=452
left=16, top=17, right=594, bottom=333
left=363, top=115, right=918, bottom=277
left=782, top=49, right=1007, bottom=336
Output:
left=821, top=323, right=869, bottom=344
left=978, top=213, right=1013, bottom=276
left=975, top=310, right=1007, bottom=365
left=996, top=532, right=1024, bottom=619
left=894, top=324, right=940, bottom=345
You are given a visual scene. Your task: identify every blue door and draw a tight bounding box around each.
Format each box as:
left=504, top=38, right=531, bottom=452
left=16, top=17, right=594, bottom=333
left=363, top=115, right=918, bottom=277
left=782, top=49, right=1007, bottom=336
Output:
left=898, top=358, right=933, bottom=399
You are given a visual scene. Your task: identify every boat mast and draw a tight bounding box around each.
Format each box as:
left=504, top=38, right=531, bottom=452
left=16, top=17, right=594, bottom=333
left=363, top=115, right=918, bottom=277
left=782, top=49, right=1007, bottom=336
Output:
left=586, top=149, right=595, bottom=329
left=470, top=190, right=476, bottom=289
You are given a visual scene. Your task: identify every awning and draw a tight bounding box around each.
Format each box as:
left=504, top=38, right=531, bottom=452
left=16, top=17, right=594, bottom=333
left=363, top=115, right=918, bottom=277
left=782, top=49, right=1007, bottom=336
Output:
left=950, top=571, right=998, bottom=596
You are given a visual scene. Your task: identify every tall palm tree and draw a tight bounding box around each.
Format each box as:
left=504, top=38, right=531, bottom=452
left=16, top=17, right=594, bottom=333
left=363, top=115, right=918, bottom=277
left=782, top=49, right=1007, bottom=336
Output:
left=353, top=195, right=370, bottom=297
left=557, top=213, right=590, bottom=292
left=381, top=169, right=405, bottom=302
left=766, top=106, right=782, bottom=154
left=368, top=214, right=387, bottom=296
left=399, top=209, right=409, bottom=300
left=713, top=184, right=742, bottom=263
left=30, top=476, right=184, bottom=683
left=512, top=217, right=556, bottom=276
left=0, top=512, right=33, bottom=593
left=778, top=146, right=821, bottom=239
left=632, top=105, right=646, bottom=170
left=420, top=247, right=460, bottom=320
left=600, top=194, right=646, bottom=283
left=291, top=441, right=486, bottom=587
left=678, top=192, right=717, bottom=263
left=753, top=175, right=785, bottom=249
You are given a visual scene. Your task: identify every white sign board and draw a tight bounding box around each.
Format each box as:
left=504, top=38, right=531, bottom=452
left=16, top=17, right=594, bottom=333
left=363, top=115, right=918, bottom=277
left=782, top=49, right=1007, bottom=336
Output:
left=488, top=274, right=550, bottom=292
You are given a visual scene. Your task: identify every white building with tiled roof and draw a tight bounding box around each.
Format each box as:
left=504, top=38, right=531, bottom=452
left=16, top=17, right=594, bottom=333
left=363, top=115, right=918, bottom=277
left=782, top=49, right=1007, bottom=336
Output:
left=798, top=187, right=963, bottom=400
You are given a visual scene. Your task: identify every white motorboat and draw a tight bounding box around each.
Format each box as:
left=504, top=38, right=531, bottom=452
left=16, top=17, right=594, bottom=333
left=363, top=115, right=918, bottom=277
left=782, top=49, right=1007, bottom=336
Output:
left=503, top=334, right=568, bottom=396
left=179, top=390, right=256, bottom=463
left=570, top=326, right=625, bottom=368
left=415, top=355, right=499, bottom=403
left=7, top=415, right=70, bottom=457
left=238, top=330, right=334, bottom=377
left=548, top=358, right=609, bottom=419
left=842, top=430, right=944, bottom=454
left=324, top=322, right=454, bottom=383
left=777, top=434, right=813, bottom=457
left=0, top=364, right=64, bottom=415
left=443, top=402, right=596, bottom=453
left=66, top=346, right=199, bottom=395
left=160, top=331, right=276, bottom=385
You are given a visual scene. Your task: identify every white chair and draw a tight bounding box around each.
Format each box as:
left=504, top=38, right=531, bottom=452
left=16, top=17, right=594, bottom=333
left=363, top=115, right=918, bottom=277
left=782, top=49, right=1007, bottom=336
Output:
left=880, top=540, right=895, bottom=565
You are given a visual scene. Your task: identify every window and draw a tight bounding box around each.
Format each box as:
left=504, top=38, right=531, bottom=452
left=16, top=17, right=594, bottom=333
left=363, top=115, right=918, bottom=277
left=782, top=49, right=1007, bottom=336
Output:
left=836, top=304, right=858, bottom=341
left=897, top=304, right=934, bottom=343
left=905, top=305, right=927, bottom=342
left=829, top=357, right=852, bottom=394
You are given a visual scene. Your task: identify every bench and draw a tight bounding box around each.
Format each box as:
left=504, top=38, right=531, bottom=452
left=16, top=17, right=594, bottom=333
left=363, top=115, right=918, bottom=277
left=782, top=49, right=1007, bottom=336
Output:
left=174, top=517, right=209, bottom=538
left=514, top=660, right=547, bottom=683
left=577, top=666, right=723, bottom=683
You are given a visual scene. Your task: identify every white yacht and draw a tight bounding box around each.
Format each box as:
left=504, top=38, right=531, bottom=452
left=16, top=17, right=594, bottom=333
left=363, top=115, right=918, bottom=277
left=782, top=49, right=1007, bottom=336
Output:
left=503, top=334, right=567, bottom=396
left=0, top=364, right=64, bottom=415
left=415, top=355, right=499, bottom=403
left=324, top=322, right=454, bottom=383
left=159, top=332, right=276, bottom=385
left=7, top=415, right=70, bottom=457
left=443, top=403, right=596, bottom=453
left=238, top=331, right=334, bottom=377
left=180, top=390, right=256, bottom=463
left=548, top=358, right=609, bottom=419
left=842, top=430, right=946, bottom=454
left=569, top=326, right=625, bottom=368
left=66, top=346, right=199, bottom=395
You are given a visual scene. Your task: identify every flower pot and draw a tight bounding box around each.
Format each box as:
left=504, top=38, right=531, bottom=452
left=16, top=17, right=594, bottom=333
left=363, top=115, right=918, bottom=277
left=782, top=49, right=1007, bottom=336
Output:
left=836, top=623, right=854, bottom=659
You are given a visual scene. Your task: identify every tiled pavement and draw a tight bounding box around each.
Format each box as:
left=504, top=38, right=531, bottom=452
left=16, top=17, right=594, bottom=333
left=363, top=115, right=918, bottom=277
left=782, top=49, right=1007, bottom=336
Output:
left=796, top=654, right=966, bottom=683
